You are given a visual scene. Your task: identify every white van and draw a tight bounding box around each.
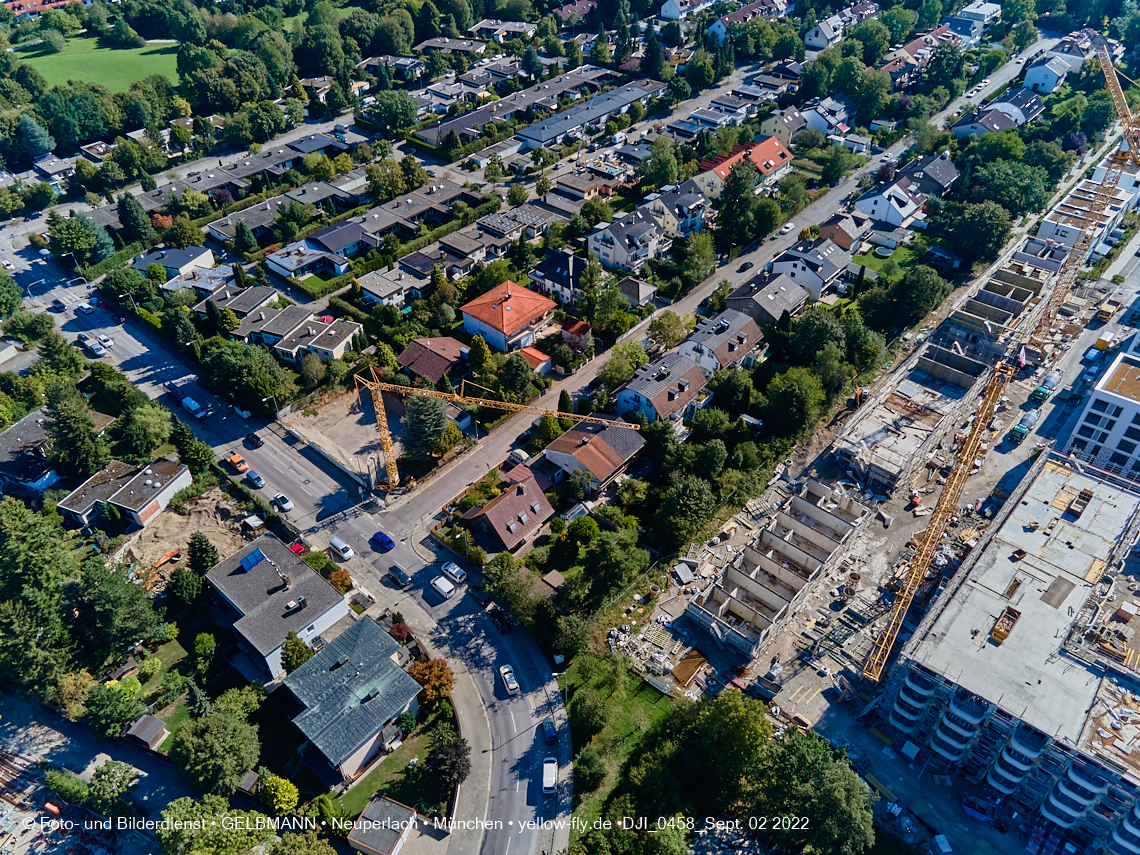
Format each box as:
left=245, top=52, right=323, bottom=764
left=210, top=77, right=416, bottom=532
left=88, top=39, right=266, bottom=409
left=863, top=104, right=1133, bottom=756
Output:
left=508, top=448, right=531, bottom=466
left=442, top=561, right=467, bottom=584
left=542, top=757, right=557, bottom=795
left=431, top=576, right=456, bottom=599
left=329, top=536, right=355, bottom=560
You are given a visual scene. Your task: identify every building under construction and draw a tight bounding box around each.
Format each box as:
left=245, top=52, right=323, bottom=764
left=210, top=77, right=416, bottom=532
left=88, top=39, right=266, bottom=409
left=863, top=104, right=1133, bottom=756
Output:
left=877, top=453, right=1140, bottom=855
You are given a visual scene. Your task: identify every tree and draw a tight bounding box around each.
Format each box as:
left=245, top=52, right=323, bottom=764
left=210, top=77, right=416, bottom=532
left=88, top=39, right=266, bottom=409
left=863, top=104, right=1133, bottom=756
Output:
left=717, top=159, right=759, bottom=247
left=18, top=114, right=54, bottom=159
left=282, top=631, right=313, bottom=674
left=658, top=474, right=717, bottom=546
left=273, top=831, right=338, bottom=855
left=187, top=531, right=219, bottom=575
left=536, top=412, right=561, bottom=447
left=77, top=556, right=160, bottom=660
left=117, top=194, right=157, bottom=244
left=953, top=200, right=1010, bottom=262
left=428, top=737, right=471, bottom=789
left=168, top=216, right=203, bottom=249
left=402, top=394, right=448, bottom=455
left=468, top=335, right=492, bottom=374
left=170, top=712, right=261, bottom=795
left=597, top=342, right=648, bottom=389
left=647, top=311, right=692, bottom=350
left=201, top=339, right=294, bottom=409
left=407, top=658, right=454, bottom=705
left=640, top=136, right=679, bottom=187
left=697, top=690, right=772, bottom=808
left=48, top=215, right=96, bottom=265
left=566, top=515, right=600, bottom=548
left=260, top=773, right=299, bottom=816
left=157, top=795, right=275, bottom=855
left=119, top=402, right=171, bottom=460
left=507, top=182, right=527, bottom=208
left=569, top=689, right=606, bottom=737
left=46, top=385, right=108, bottom=476
left=300, top=352, right=327, bottom=390
left=483, top=154, right=504, bottom=194
left=499, top=353, right=535, bottom=399
left=643, top=25, right=667, bottom=80
left=684, top=232, right=716, bottom=284
left=233, top=222, right=258, bottom=255
left=36, top=330, right=84, bottom=379
left=86, top=759, right=139, bottom=816
left=369, top=90, right=418, bottom=136
left=880, top=5, right=917, bottom=42
left=194, top=632, right=216, bottom=675
left=1008, top=19, right=1037, bottom=51
left=973, top=160, right=1050, bottom=216
left=85, top=678, right=144, bottom=737
left=763, top=367, right=826, bottom=437
left=169, top=567, right=202, bottom=612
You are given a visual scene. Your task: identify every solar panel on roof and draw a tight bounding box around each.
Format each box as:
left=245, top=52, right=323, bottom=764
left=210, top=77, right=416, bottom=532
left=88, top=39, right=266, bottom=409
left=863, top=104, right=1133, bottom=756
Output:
left=240, top=549, right=265, bottom=572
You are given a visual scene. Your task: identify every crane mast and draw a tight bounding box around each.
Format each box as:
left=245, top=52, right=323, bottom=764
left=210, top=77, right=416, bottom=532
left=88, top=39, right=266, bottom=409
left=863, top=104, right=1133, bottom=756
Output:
left=862, top=47, right=1139, bottom=682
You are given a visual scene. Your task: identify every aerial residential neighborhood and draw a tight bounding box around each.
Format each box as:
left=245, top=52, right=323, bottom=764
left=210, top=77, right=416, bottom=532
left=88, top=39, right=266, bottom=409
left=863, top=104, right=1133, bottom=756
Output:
left=0, top=0, right=1131, bottom=854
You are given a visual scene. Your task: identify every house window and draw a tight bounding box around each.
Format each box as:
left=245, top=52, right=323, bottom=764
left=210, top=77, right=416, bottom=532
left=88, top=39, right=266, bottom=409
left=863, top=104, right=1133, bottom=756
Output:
left=1086, top=415, right=1102, bottom=427
left=1078, top=425, right=1095, bottom=438
left=1092, top=399, right=1109, bottom=412
left=1120, top=440, right=1138, bottom=455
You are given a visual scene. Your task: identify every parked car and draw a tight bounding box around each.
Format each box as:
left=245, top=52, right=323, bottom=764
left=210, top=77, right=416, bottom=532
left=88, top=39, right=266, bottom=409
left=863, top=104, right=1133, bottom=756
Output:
left=470, top=585, right=492, bottom=608
left=442, top=561, right=467, bottom=584
left=85, top=341, right=106, bottom=357
left=113, top=315, right=127, bottom=324
left=244, top=433, right=264, bottom=449
left=542, top=717, right=557, bottom=744
left=329, top=535, right=354, bottom=560
left=499, top=664, right=520, bottom=695
left=77, top=303, right=94, bottom=315
left=273, top=493, right=294, bottom=512
left=370, top=531, right=395, bottom=551
left=227, top=452, right=249, bottom=473
left=389, top=565, right=411, bottom=587
left=491, top=609, right=512, bottom=633
left=76, top=333, right=88, bottom=342
left=247, top=471, right=265, bottom=489
left=738, top=261, right=754, bottom=272
left=1084, top=347, right=1103, bottom=362
left=780, top=222, right=796, bottom=234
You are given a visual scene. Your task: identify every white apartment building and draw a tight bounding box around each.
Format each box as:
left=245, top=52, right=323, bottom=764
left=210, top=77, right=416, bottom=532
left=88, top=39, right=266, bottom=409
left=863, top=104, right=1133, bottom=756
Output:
left=1064, top=334, right=1140, bottom=475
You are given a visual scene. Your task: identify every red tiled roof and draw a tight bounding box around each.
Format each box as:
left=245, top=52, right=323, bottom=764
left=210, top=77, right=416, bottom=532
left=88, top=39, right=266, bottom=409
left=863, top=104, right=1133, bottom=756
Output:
left=562, top=319, right=591, bottom=338
left=700, top=137, right=793, bottom=182
left=519, top=347, right=550, bottom=371
left=467, top=474, right=554, bottom=551
left=460, top=281, right=556, bottom=337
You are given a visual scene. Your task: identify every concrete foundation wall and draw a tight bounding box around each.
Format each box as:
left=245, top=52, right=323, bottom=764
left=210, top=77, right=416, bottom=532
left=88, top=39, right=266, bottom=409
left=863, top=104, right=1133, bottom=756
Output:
left=949, top=309, right=1005, bottom=337
left=802, top=479, right=869, bottom=524
left=724, top=566, right=791, bottom=612
left=745, top=546, right=811, bottom=591
left=789, top=495, right=851, bottom=543
left=760, top=527, right=825, bottom=570
left=684, top=600, right=765, bottom=657
left=981, top=281, right=1033, bottom=309
left=968, top=294, right=1017, bottom=321
left=918, top=345, right=988, bottom=388
left=992, top=265, right=1048, bottom=296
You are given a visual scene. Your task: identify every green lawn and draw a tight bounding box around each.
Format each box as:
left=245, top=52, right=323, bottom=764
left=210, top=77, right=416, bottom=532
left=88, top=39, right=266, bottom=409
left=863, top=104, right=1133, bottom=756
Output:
left=157, top=696, right=191, bottom=754
left=140, top=639, right=188, bottom=694
left=562, top=654, right=675, bottom=834
left=336, top=727, right=434, bottom=818
left=852, top=245, right=916, bottom=280
left=22, top=37, right=179, bottom=91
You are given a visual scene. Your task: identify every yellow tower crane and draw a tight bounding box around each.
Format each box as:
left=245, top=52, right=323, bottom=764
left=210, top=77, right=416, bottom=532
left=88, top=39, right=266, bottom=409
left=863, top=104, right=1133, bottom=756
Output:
left=354, top=367, right=640, bottom=489
left=862, top=48, right=1140, bottom=682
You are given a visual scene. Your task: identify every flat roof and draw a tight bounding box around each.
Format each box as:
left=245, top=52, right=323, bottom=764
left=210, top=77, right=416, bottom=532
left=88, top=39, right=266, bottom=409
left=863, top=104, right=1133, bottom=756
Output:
left=110, top=458, right=187, bottom=511
left=905, top=460, right=1139, bottom=743
left=1099, top=353, right=1140, bottom=403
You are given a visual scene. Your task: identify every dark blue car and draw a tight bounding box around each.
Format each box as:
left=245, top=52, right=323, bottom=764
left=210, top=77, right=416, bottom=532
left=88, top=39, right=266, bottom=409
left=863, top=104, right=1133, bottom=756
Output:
left=371, top=531, right=395, bottom=551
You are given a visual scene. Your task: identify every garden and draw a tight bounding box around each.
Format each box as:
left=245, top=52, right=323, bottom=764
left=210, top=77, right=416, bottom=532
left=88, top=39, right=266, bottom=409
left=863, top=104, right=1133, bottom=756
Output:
left=22, top=36, right=178, bottom=91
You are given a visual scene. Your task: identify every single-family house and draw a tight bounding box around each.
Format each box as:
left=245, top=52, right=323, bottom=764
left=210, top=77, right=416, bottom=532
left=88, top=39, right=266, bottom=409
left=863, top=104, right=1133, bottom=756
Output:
left=205, top=534, right=351, bottom=680
left=542, top=418, right=646, bottom=496
left=950, top=108, right=1017, bottom=137
left=165, top=264, right=235, bottom=297
left=0, top=409, right=62, bottom=496
left=984, top=88, right=1045, bottom=127
left=661, top=0, right=717, bottom=19
left=618, top=275, right=657, bottom=306
left=463, top=474, right=554, bottom=552
left=32, top=154, right=76, bottom=191
left=460, top=281, right=557, bottom=352
left=615, top=353, right=710, bottom=424
left=804, top=15, right=843, bottom=50
left=192, top=286, right=277, bottom=322
left=283, top=616, right=423, bottom=781
left=640, top=180, right=715, bottom=238
left=1024, top=57, right=1072, bottom=94
left=770, top=239, right=853, bottom=300
left=588, top=210, right=671, bottom=272
left=208, top=197, right=290, bottom=244
left=356, top=269, right=409, bottom=309
left=852, top=178, right=926, bottom=227
left=413, top=37, right=488, bottom=55
left=396, top=337, right=468, bottom=383
left=726, top=274, right=810, bottom=326
left=895, top=152, right=959, bottom=198
left=468, top=19, right=537, bottom=42
left=708, top=0, right=790, bottom=43
left=529, top=249, right=589, bottom=305
left=266, top=241, right=351, bottom=280
left=802, top=95, right=855, bottom=135
left=818, top=213, right=870, bottom=251
left=759, top=108, right=809, bottom=147
left=231, top=305, right=316, bottom=347
left=678, top=310, right=763, bottom=376
left=693, top=138, right=794, bottom=200
left=554, top=0, right=596, bottom=21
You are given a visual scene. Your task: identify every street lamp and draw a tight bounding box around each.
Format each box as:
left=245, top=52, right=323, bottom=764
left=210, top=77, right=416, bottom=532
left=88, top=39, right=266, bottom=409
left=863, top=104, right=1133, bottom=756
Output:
left=262, top=394, right=279, bottom=421
left=181, top=340, right=201, bottom=361
left=453, top=529, right=469, bottom=560
left=119, top=293, right=138, bottom=313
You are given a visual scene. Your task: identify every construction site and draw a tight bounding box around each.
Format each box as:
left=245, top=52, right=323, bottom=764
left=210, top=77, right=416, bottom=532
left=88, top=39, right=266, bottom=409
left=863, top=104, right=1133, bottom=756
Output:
left=589, top=44, right=1140, bottom=855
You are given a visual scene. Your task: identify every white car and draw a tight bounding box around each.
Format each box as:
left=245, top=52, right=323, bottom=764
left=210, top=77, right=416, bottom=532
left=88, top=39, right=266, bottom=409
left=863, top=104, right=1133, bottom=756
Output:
left=97, top=334, right=113, bottom=349
left=780, top=222, right=796, bottom=234
left=85, top=341, right=106, bottom=357
left=880, top=152, right=895, bottom=162
left=2, top=260, right=13, bottom=270
left=76, top=303, right=94, bottom=315
left=273, top=493, right=294, bottom=512
left=1016, top=57, right=1026, bottom=64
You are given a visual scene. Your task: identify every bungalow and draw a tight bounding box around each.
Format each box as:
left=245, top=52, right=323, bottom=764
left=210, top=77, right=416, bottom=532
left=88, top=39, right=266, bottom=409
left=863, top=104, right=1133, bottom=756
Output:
left=192, top=286, right=277, bottom=321
left=396, top=337, right=468, bottom=383
left=460, top=280, right=557, bottom=352
left=266, top=241, right=351, bottom=280
left=57, top=458, right=191, bottom=528
left=555, top=173, right=620, bottom=201
left=678, top=310, right=763, bottom=376
left=468, top=19, right=537, bottom=42
left=413, top=37, right=488, bottom=55
left=358, top=55, right=425, bottom=81
left=231, top=305, right=317, bottom=347
left=615, top=353, right=710, bottom=424
left=347, top=796, right=417, bottom=855
left=32, top=153, right=76, bottom=191
left=770, top=239, right=853, bottom=300
left=274, top=317, right=363, bottom=364
left=165, top=264, right=235, bottom=297
left=0, top=410, right=62, bottom=496
left=726, top=274, right=810, bottom=326
left=131, top=246, right=216, bottom=283
left=284, top=616, right=423, bottom=782
left=207, top=197, right=291, bottom=244
left=205, top=535, right=351, bottom=680
left=542, top=418, right=646, bottom=496
left=618, top=275, right=657, bottom=306
left=357, top=269, right=411, bottom=309
left=463, top=473, right=554, bottom=552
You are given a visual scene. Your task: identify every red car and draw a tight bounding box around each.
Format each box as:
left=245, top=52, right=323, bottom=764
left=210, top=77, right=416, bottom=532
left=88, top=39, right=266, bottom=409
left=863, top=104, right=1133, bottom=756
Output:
left=290, top=543, right=307, bottom=556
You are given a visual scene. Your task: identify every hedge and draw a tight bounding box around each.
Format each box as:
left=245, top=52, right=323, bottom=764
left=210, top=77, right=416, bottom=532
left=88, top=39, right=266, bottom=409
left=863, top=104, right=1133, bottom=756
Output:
left=327, top=294, right=370, bottom=323
left=81, top=241, right=146, bottom=281
left=136, top=306, right=163, bottom=336
left=288, top=269, right=357, bottom=300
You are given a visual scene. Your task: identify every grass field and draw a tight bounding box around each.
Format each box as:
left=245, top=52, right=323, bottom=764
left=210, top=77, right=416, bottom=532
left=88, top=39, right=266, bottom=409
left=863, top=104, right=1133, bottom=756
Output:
left=22, top=37, right=179, bottom=91
left=852, top=245, right=917, bottom=281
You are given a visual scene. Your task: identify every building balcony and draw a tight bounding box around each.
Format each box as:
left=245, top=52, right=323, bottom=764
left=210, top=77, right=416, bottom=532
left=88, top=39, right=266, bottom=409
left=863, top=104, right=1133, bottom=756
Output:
left=891, top=702, right=922, bottom=722
left=930, top=733, right=967, bottom=761
left=1000, top=747, right=1035, bottom=773
left=1111, top=829, right=1140, bottom=855
left=1069, top=765, right=1110, bottom=794
left=992, top=755, right=1029, bottom=784
left=933, top=723, right=971, bottom=750
left=904, top=670, right=937, bottom=697
left=1123, top=812, right=1140, bottom=840
left=1040, top=802, right=1081, bottom=829
left=899, top=685, right=932, bottom=709
left=940, top=712, right=981, bottom=738
left=1058, top=777, right=1101, bottom=806
left=888, top=710, right=919, bottom=733
left=1049, top=786, right=1090, bottom=817
left=1010, top=726, right=1048, bottom=758
left=986, top=770, right=1019, bottom=795
left=949, top=694, right=988, bottom=725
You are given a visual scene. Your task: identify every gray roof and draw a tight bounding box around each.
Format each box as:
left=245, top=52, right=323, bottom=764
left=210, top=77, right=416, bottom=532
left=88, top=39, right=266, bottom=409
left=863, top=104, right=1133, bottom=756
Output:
left=210, top=197, right=290, bottom=238
left=284, top=617, right=423, bottom=767
left=308, top=222, right=375, bottom=255
left=57, top=460, right=137, bottom=517
left=621, top=352, right=707, bottom=419
left=107, top=458, right=188, bottom=512
left=288, top=134, right=349, bottom=156
left=275, top=317, right=362, bottom=356
left=285, top=181, right=350, bottom=208
left=0, top=409, right=54, bottom=485
left=599, top=209, right=661, bottom=248
left=532, top=248, right=587, bottom=291
left=649, top=179, right=709, bottom=219
left=233, top=304, right=315, bottom=341
left=952, top=108, right=1016, bottom=134
left=778, top=239, right=851, bottom=280
left=618, top=275, right=656, bottom=303
left=729, top=274, right=809, bottom=320
left=348, top=796, right=417, bottom=855
left=685, top=309, right=762, bottom=362
left=517, top=79, right=666, bottom=146
left=131, top=245, right=212, bottom=274
left=206, top=534, right=345, bottom=657
left=193, top=286, right=277, bottom=318
left=897, top=153, right=960, bottom=196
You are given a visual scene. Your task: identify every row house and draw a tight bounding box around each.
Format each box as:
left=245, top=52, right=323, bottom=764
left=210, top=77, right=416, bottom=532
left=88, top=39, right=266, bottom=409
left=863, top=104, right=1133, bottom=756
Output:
left=693, top=137, right=794, bottom=200
left=468, top=19, right=537, bottom=42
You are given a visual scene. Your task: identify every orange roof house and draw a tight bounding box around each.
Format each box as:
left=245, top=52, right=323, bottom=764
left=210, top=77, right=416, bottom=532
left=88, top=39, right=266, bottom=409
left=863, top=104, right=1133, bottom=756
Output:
left=693, top=137, right=793, bottom=200
left=460, top=280, right=556, bottom=352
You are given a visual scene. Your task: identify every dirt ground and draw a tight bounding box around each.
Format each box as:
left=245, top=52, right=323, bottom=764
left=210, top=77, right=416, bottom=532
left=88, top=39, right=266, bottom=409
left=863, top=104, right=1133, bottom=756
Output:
left=117, top=487, right=248, bottom=588
left=282, top=386, right=405, bottom=476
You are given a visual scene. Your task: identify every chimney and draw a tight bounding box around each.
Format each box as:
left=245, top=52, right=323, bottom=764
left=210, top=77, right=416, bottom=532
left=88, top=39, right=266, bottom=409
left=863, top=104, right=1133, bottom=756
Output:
left=519, top=483, right=527, bottom=495
left=297, top=594, right=307, bottom=609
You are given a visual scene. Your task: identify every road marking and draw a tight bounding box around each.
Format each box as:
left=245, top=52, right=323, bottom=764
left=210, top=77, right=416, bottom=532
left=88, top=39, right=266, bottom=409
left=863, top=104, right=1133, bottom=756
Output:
left=510, top=711, right=515, bottom=732
left=504, top=837, right=510, bottom=855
